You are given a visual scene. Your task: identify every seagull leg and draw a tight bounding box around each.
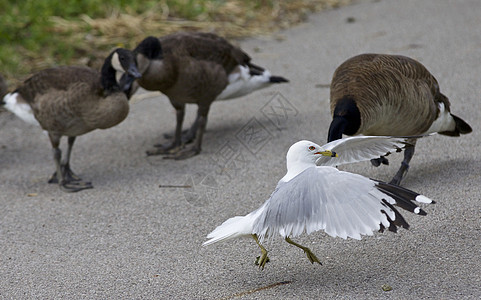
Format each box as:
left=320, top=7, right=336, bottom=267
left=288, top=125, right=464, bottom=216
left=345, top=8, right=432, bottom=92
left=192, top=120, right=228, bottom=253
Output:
left=252, top=234, right=270, bottom=270
left=390, top=143, right=416, bottom=186
left=285, top=237, right=322, bottom=265
left=147, top=104, right=185, bottom=156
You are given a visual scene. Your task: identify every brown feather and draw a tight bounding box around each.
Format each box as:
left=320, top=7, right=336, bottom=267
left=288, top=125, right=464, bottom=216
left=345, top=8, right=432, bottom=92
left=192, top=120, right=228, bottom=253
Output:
left=16, top=66, right=129, bottom=136
left=330, top=54, right=452, bottom=136
left=0, top=74, right=8, bottom=100
left=131, top=32, right=288, bottom=158
left=135, top=32, right=252, bottom=103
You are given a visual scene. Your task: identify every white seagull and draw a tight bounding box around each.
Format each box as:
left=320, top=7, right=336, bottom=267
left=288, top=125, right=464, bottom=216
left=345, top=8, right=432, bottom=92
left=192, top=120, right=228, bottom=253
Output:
left=203, top=136, right=434, bottom=269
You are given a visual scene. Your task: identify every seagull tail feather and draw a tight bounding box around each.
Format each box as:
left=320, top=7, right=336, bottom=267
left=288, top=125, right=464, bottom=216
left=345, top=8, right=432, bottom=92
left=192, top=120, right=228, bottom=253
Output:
left=203, top=215, right=251, bottom=246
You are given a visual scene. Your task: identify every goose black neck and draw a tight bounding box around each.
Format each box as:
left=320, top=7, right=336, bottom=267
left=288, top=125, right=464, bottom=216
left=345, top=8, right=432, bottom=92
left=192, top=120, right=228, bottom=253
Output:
left=100, top=52, right=120, bottom=94
left=327, top=96, right=361, bottom=142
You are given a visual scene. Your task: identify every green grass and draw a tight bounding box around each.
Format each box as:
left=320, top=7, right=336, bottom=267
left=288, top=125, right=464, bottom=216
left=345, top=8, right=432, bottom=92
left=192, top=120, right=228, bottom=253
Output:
left=0, top=0, right=350, bottom=84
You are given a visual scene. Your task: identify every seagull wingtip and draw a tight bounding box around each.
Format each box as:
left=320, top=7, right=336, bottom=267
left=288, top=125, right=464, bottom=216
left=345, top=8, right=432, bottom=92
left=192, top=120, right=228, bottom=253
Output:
left=415, top=195, right=434, bottom=204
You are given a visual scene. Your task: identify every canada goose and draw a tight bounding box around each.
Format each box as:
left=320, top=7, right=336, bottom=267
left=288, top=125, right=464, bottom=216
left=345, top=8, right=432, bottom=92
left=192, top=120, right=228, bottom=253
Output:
left=328, top=54, right=472, bottom=185
left=1, top=48, right=141, bottom=192
left=204, top=138, right=433, bottom=269
left=131, top=32, right=288, bottom=159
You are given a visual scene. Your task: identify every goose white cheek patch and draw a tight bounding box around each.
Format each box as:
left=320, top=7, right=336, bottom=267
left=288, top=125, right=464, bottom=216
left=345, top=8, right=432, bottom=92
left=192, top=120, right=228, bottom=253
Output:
left=111, top=52, right=124, bottom=73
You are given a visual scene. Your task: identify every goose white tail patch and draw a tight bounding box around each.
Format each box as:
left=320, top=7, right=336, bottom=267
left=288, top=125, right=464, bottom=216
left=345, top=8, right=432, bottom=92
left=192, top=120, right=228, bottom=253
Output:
left=415, top=195, right=433, bottom=204
left=414, top=207, right=421, bottom=214
left=3, top=93, right=40, bottom=127
left=216, top=65, right=272, bottom=100
left=425, top=103, right=456, bottom=133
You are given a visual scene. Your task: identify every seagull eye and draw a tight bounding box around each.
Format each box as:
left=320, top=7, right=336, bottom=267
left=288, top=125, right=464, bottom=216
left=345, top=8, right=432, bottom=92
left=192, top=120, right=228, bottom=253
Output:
left=309, top=146, right=315, bottom=151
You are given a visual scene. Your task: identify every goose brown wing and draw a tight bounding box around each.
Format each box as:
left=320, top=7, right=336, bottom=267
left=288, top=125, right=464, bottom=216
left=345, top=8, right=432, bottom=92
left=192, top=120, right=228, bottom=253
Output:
left=159, top=32, right=251, bottom=74
left=16, top=66, right=100, bottom=103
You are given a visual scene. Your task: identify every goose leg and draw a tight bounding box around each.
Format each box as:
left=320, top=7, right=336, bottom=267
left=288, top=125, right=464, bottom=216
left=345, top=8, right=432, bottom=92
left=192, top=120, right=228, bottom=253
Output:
left=48, top=137, right=85, bottom=183
left=162, top=114, right=199, bottom=144
left=48, top=134, right=93, bottom=192
left=285, top=237, right=322, bottom=265
left=164, top=105, right=209, bottom=160
left=147, top=104, right=185, bottom=156
left=181, top=113, right=200, bottom=144
left=252, top=234, right=270, bottom=270
left=389, top=144, right=416, bottom=186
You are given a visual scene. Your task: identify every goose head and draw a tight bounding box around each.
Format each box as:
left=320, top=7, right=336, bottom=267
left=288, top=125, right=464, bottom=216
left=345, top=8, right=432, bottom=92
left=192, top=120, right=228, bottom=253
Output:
left=101, top=48, right=141, bottom=95
left=133, top=36, right=163, bottom=74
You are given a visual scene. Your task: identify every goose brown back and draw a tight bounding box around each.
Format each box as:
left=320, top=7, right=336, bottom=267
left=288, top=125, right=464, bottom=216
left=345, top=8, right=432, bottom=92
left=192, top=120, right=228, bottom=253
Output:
left=328, top=54, right=472, bottom=185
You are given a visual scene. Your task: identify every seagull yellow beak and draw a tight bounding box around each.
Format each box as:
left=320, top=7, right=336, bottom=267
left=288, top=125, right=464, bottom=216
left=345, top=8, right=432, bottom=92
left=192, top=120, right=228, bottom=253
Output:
left=315, top=150, right=338, bottom=157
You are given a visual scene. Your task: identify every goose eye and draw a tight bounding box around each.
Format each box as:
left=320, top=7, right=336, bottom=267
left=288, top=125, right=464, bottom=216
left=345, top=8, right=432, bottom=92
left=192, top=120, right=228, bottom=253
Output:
left=308, top=146, right=315, bottom=151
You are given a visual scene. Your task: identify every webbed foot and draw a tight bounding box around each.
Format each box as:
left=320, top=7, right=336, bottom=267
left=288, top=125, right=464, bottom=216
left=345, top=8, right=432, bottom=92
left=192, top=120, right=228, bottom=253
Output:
left=59, top=179, right=93, bottom=193
left=370, top=156, right=389, bottom=167
left=146, top=143, right=183, bottom=156
left=162, top=145, right=200, bottom=160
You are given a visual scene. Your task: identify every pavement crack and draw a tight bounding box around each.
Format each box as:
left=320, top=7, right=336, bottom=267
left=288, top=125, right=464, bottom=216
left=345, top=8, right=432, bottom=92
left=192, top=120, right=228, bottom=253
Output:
left=219, top=281, right=292, bottom=300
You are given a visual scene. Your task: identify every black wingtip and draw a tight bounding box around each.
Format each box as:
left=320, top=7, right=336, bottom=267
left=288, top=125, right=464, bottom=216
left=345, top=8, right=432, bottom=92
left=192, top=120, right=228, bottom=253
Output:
left=417, top=209, right=427, bottom=216
left=269, top=76, right=289, bottom=83
left=452, top=114, right=473, bottom=134
left=375, top=180, right=433, bottom=216
left=438, top=114, right=472, bottom=136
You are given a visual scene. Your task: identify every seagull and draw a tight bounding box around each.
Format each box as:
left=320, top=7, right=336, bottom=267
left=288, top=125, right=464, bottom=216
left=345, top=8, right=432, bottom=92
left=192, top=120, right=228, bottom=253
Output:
left=203, top=136, right=434, bottom=269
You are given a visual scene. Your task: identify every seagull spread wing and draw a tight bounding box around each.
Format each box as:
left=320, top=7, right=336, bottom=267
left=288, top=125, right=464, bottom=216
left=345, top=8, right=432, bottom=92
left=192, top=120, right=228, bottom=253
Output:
left=316, top=135, right=420, bottom=167
left=252, top=166, right=423, bottom=242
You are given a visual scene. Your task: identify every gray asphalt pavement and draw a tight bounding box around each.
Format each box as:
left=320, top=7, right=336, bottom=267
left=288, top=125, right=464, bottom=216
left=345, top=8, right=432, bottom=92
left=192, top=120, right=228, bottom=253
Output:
left=1, top=0, right=480, bottom=299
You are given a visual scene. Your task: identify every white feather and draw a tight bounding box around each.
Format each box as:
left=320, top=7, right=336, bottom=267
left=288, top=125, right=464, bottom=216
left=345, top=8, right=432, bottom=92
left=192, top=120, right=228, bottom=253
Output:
left=415, top=195, right=433, bottom=204
left=203, top=204, right=266, bottom=245
left=204, top=140, right=433, bottom=249
left=316, top=135, right=431, bottom=167
left=216, top=65, right=272, bottom=100
left=3, top=93, right=40, bottom=127
left=425, top=102, right=456, bottom=133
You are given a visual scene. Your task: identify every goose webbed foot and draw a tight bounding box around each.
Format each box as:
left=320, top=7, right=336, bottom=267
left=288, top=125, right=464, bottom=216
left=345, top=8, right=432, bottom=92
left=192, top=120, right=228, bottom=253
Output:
left=48, top=165, right=93, bottom=192
left=146, top=142, right=183, bottom=156
left=370, top=156, right=389, bottom=167
left=48, top=164, right=87, bottom=184
left=161, top=129, right=196, bottom=145
left=162, top=144, right=200, bottom=160
left=59, top=179, right=94, bottom=193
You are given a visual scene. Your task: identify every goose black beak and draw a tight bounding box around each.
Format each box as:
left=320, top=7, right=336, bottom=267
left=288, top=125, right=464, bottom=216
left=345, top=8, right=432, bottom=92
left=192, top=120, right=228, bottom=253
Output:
left=128, top=65, right=142, bottom=79
left=119, top=73, right=137, bottom=93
